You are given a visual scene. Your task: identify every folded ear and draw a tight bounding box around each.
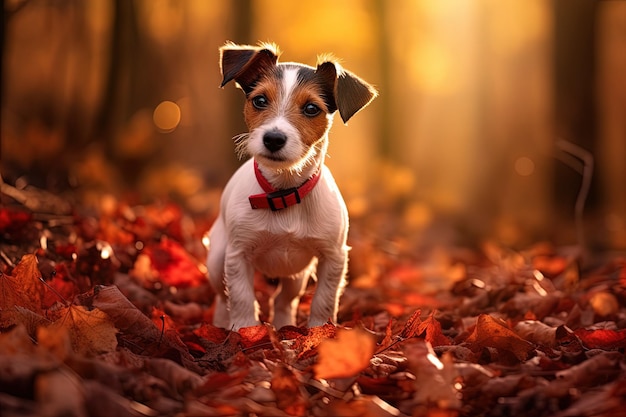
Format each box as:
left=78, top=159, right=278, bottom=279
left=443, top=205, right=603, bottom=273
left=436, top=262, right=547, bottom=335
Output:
left=219, top=42, right=279, bottom=94
left=317, top=61, right=378, bottom=123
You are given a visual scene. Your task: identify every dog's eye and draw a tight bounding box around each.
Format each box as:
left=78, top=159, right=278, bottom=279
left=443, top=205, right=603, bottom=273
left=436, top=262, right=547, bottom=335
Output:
left=303, top=103, right=321, bottom=117
left=252, top=95, right=268, bottom=110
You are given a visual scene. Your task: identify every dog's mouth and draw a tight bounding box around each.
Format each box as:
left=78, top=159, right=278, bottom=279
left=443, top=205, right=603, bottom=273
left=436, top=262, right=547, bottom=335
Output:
left=256, top=153, right=291, bottom=166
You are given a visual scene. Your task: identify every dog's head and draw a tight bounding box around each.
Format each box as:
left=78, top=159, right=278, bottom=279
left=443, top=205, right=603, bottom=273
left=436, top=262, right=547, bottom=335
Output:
left=220, top=42, right=377, bottom=170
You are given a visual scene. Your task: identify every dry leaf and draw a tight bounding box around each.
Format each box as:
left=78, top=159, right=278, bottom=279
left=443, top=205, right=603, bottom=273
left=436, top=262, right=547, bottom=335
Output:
left=0, top=254, right=44, bottom=325
left=314, top=327, right=376, bottom=380
left=51, top=305, right=118, bottom=356
left=513, top=320, right=558, bottom=347
left=418, top=311, right=450, bottom=347
left=466, top=314, right=534, bottom=361
left=92, top=285, right=161, bottom=346
left=11, top=254, right=43, bottom=303
left=35, top=368, right=86, bottom=417
left=400, top=309, right=422, bottom=339
left=271, top=364, right=308, bottom=416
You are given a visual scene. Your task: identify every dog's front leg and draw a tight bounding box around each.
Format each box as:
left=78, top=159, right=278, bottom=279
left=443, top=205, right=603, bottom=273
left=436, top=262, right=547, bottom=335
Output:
left=308, top=248, right=348, bottom=327
left=224, top=246, right=260, bottom=330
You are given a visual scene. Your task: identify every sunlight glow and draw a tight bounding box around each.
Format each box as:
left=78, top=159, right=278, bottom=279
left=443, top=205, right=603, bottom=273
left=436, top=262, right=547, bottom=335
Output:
left=515, top=156, right=535, bottom=176
left=153, top=100, right=181, bottom=133
left=427, top=351, right=444, bottom=371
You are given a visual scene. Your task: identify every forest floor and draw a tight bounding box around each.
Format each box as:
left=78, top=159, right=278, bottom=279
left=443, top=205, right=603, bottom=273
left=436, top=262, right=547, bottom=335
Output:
left=1, top=181, right=626, bottom=417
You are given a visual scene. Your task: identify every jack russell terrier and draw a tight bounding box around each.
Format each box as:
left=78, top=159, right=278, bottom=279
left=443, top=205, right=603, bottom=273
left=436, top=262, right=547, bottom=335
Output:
left=207, top=42, right=377, bottom=330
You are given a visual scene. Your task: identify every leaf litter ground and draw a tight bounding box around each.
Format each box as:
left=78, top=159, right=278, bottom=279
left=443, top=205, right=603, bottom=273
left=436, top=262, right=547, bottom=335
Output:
left=1, top=200, right=626, bottom=417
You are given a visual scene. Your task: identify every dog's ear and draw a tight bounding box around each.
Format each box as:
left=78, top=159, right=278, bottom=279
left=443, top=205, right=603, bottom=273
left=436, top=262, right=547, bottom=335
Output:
left=316, top=60, right=377, bottom=124
left=220, top=42, right=279, bottom=94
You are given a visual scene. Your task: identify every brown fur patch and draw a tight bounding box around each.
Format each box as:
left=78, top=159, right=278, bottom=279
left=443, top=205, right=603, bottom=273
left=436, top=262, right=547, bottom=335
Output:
left=243, top=67, right=332, bottom=149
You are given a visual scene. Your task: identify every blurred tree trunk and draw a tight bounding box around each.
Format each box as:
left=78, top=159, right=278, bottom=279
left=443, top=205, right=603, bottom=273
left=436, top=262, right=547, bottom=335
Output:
left=597, top=2, right=626, bottom=248
left=553, top=0, right=598, bottom=217
left=374, top=0, right=392, bottom=159
left=95, top=0, right=138, bottom=145
left=226, top=0, right=253, bottom=155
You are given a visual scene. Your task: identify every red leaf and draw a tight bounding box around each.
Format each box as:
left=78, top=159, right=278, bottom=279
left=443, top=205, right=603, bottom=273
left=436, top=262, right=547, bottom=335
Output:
left=466, top=314, right=535, bottom=361
left=418, top=310, right=450, bottom=347
left=291, top=323, right=336, bottom=359
left=194, top=323, right=229, bottom=344
left=142, top=238, right=205, bottom=288
left=238, top=324, right=270, bottom=349
left=400, top=309, right=422, bottom=339
left=574, top=328, right=626, bottom=350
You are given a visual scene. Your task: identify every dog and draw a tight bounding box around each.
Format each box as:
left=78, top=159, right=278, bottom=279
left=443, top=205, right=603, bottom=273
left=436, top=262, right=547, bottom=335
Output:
left=207, top=42, right=377, bottom=330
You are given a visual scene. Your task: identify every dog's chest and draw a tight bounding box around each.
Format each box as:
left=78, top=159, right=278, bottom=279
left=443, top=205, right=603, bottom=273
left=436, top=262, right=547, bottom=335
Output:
left=249, top=230, right=318, bottom=277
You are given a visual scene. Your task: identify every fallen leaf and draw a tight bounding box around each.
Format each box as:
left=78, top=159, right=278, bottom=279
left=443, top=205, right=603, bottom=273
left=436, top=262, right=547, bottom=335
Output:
left=0, top=271, right=36, bottom=328
left=239, top=324, right=271, bottom=350
left=418, top=311, right=450, bottom=347
left=144, top=357, right=203, bottom=394
left=271, top=364, right=308, bottom=416
left=513, top=320, right=558, bottom=348
left=10, top=253, right=44, bottom=313
left=291, top=323, right=336, bottom=359
left=314, top=327, right=376, bottom=380
left=51, top=305, right=118, bottom=356
left=400, top=309, right=422, bottom=339
left=466, top=314, right=535, bottom=361
left=574, top=328, right=626, bottom=350
left=35, top=368, right=85, bottom=417
left=142, top=238, right=206, bottom=288
left=92, top=285, right=161, bottom=346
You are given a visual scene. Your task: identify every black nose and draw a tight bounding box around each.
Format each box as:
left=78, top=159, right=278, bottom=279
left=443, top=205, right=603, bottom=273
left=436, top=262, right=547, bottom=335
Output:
left=263, top=131, right=287, bottom=152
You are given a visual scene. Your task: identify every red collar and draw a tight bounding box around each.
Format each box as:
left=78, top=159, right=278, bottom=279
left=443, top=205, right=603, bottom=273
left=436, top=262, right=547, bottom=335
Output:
left=249, top=160, right=321, bottom=211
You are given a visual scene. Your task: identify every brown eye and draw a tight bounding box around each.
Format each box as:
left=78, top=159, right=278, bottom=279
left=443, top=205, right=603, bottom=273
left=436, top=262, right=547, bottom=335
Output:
left=303, top=103, right=321, bottom=117
left=252, top=95, right=268, bottom=110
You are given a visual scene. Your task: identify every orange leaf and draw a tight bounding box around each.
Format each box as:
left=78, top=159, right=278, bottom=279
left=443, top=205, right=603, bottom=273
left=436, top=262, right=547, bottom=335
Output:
left=238, top=324, right=270, bottom=349
left=271, top=364, right=308, bottom=416
left=10, top=254, right=43, bottom=313
left=400, top=309, right=422, bottom=339
left=375, top=319, right=396, bottom=353
left=291, top=323, right=336, bottom=359
left=0, top=272, right=32, bottom=328
left=466, top=314, right=534, bottom=361
left=51, top=305, right=118, bottom=356
left=314, top=327, right=376, bottom=380
left=418, top=311, right=450, bottom=347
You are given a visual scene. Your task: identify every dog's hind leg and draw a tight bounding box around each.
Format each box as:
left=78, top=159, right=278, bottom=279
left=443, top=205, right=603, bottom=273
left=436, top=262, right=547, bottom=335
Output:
left=270, top=258, right=317, bottom=329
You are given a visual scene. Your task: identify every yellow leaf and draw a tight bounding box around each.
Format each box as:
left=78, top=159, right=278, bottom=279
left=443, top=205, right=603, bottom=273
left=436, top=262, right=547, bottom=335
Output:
left=314, top=327, right=375, bottom=380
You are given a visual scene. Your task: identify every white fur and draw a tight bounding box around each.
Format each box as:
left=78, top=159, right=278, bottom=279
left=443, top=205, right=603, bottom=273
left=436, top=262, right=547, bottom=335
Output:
left=207, top=74, right=348, bottom=330
left=246, top=116, right=303, bottom=168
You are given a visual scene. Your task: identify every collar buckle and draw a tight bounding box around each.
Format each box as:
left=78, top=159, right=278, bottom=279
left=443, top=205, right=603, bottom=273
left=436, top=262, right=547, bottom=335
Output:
left=266, top=187, right=301, bottom=211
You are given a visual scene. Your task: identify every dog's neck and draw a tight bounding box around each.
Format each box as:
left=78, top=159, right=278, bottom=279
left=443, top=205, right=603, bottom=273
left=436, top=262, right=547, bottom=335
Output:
left=255, top=137, right=328, bottom=190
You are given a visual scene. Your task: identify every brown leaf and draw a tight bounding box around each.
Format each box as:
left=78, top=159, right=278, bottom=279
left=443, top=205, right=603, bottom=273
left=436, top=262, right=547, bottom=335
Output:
left=466, top=314, right=534, bottom=361
left=35, top=368, right=86, bottom=417
left=51, top=305, right=118, bottom=356
left=92, top=285, right=161, bottom=346
left=314, top=327, right=376, bottom=380
left=513, top=320, right=557, bottom=348
left=271, top=364, right=308, bottom=416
